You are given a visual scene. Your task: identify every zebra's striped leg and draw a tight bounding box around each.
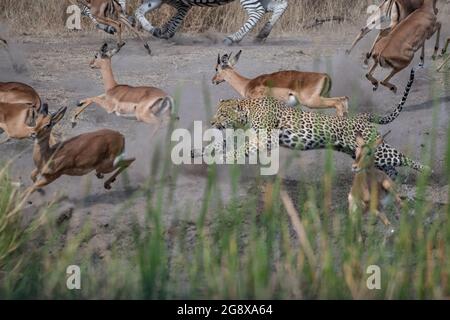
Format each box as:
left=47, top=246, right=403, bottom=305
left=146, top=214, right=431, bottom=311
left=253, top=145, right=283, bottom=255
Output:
left=135, top=0, right=163, bottom=35
left=155, top=4, right=190, bottom=39
left=256, top=0, right=288, bottom=42
left=224, top=0, right=266, bottom=45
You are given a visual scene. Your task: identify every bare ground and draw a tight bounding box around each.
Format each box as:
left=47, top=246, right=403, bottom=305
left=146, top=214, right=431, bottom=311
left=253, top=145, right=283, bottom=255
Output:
left=1, top=22, right=450, bottom=259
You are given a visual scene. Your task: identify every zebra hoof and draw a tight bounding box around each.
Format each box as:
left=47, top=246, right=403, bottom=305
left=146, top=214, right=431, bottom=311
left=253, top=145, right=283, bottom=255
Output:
left=152, top=28, right=163, bottom=38
left=223, top=37, right=234, bottom=46
left=254, top=36, right=267, bottom=44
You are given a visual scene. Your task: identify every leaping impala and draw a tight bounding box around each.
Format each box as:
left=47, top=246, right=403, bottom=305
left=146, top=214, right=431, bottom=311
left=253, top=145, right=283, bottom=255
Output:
left=0, top=82, right=42, bottom=143
left=71, top=43, right=175, bottom=128
left=0, top=102, right=36, bottom=144
left=212, top=51, right=349, bottom=116
left=348, top=131, right=404, bottom=229
left=366, top=0, right=440, bottom=93
left=0, top=82, right=41, bottom=111
left=70, top=0, right=151, bottom=54
left=347, top=0, right=438, bottom=65
left=26, top=105, right=135, bottom=195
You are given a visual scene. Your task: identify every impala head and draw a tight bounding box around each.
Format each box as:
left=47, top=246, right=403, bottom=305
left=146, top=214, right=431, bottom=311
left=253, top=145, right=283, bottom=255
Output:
left=210, top=98, right=247, bottom=129
left=30, top=104, right=67, bottom=141
left=90, top=43, right=122, bottom=69
left=212, top=50, right=242, bottom=85
left=352, top=131, right=389, bottom=173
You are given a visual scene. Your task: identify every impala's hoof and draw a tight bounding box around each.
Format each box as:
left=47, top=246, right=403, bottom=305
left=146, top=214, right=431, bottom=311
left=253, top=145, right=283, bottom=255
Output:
left=104, top=183, right=112, bottom=190
left=390, top=86, right=397, bottom=94
left=372, top=85, right=378, bottom=91
left=71, top=121, right=77, bottom=129
left=144, top=43, right=151, bottom=55
left=76, top=101, right=83, bottom=107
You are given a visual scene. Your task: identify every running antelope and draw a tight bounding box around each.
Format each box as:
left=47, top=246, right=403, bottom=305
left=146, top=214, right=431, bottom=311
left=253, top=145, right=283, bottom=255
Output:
left=0, top=102, right=36, bottom=144
left=212, top=51, right=349, bottom=117
left=26, top=105, right=135, bottom=195
left=346, top=0, right=438, bottom=64
left=437, top=38, right=450, bottom=72
left=348, top=132, right=403, bottom=228
left=71, top=43, right=174, bottom=127
left=366, top=0, right=440, bottom=93
left=0, top=82, right=41, bottom=111
left=70, top=0, right=151, bottom=54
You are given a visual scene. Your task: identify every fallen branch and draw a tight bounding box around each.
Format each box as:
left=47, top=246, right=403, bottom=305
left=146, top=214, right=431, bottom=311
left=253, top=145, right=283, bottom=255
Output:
left=304, top=16, right=344, bottom=29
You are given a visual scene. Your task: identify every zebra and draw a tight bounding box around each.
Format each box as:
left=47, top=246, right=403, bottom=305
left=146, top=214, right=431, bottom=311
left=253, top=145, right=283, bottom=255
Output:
left=135, top=0, right=289, bottom=44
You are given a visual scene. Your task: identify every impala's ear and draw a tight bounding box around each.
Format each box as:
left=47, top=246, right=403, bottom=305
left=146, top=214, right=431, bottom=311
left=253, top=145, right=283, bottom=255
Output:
left=376, top=130, right=391, bottom=146
left=355, top=131, right=365, bottom=147
left=51, top=106, right=67, bottom=125
left=229, top=50, right=242, bottom=66
left=40, top=103, right=49, bottom=115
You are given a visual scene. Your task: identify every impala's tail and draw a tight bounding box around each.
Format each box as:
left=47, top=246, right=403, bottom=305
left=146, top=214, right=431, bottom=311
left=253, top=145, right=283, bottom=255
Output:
left=370, top=68, right=415, bottom=124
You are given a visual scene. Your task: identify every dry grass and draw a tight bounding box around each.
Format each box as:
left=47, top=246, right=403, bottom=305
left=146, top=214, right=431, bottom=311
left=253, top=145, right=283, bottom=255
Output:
left=0, top=0, right=371, bottom=36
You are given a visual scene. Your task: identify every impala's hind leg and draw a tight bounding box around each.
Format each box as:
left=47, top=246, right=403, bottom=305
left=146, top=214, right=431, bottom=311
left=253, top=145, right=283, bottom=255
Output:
left=431, top=22, right=441, bottom=60
left=419, top=45, right=425, bottom=67
left=380, top=68, right=401, bottom=94
left=299, top=93, right=349, bottom=117
left=441, top=38, right=450, bottom=55
left=366, top=60, right=380, bottom=91
left=104, top=158, right=135, bottom=190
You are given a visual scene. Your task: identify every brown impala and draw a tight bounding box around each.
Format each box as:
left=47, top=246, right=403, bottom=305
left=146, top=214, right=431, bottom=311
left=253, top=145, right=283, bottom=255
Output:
left=26, top=104, right=135, bottom=195
left=347, top=0, right=438, bottom=65
left=348, top=131, right=403, bottom=229
left=212, top=51, right=349, bottom=117
left=366, top=0, right=440, bottom=93
left=72, top=43, right=175, bottom=128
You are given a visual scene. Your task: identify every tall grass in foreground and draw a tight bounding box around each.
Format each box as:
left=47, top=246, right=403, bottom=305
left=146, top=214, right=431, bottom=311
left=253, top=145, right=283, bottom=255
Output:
left=0, top=82, right=449, bottom=299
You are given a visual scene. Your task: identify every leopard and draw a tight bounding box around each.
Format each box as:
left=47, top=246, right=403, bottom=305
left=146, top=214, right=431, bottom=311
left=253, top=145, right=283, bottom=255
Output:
left=192, top=68, right=427, bottom=177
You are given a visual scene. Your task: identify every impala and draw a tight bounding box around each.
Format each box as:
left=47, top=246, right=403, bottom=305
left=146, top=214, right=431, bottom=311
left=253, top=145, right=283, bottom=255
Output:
left=70, top=0, right=151, bottom=54
left=366, top=0, right=440, bottom=93
left=212, top=51, right=349, bottom=117
left=0, top=82, right=41, bottom=111
left=347, top=0, right=437, bottom=65
left=72, top=43, right=175, bottom=127
left=0, top=102, right=36, bottom=144
left=26, top=105, right=135, bottom=195
left=348, top=132, right=403, bottom=228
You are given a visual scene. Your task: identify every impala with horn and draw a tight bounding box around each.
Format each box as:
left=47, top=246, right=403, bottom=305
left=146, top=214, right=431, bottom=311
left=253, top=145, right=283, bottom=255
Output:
left=26, top=105, right=135, bottom=195
left=72, top=43, right=175, bottom=128
left=212, top=51, right=349, bottom=117
left=366, top=0, right=440, bottom=93
left=346, top=0, right=438, bottom=65
left=348, top=131, right=404, bottom=229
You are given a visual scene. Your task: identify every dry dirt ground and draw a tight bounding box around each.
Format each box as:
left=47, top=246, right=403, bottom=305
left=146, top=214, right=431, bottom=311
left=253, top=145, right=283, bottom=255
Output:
left=1, top=21, right=450, bottom=258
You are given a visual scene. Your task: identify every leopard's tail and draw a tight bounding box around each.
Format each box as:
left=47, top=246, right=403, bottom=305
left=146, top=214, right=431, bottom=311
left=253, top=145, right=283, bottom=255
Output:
left=370, top=68, right=415, bottom=124
left=400, top=153, right=430, bottom=173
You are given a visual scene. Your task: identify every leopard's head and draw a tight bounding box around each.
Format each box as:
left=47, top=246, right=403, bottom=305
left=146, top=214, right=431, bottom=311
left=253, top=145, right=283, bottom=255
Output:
left=210, top=99, right=248, bottom=129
